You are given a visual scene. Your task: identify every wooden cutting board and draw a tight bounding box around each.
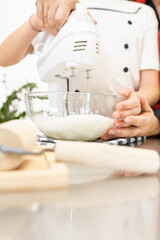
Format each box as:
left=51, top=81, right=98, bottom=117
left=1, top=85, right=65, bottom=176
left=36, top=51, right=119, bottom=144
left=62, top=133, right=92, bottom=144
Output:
left=1, top=139, right=159, bottom=192
left=0, top=145, right=113, bottom=192
left=0, top=147, right=69, bottom=192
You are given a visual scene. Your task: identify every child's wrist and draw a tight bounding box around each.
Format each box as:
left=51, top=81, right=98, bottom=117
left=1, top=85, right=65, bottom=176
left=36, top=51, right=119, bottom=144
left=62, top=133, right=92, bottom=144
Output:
left=29, top=14, right=43, bottom=32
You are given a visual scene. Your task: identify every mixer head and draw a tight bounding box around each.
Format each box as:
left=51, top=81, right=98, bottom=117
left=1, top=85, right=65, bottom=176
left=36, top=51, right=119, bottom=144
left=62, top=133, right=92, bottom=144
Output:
left=36, top=3, right=100, bottom=92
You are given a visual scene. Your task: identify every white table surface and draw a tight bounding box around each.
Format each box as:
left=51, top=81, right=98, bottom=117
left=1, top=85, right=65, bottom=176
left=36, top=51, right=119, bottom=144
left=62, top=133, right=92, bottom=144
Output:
left=0, top=137, right=160, bottom=240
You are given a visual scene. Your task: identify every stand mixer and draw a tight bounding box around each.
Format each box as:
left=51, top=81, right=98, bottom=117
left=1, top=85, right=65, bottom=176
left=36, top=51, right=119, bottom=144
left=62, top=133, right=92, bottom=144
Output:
left=36, top=3, right=99, bottom=92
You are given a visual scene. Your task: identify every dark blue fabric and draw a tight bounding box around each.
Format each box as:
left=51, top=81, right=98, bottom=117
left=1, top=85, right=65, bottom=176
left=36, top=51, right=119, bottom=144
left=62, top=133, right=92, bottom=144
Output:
left=154, top=108, right=160, bottom=120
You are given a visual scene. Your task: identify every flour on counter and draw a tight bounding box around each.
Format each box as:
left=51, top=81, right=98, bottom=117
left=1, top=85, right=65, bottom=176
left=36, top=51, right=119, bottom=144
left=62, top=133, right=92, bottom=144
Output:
left=33, top=114, right=113, bottom=141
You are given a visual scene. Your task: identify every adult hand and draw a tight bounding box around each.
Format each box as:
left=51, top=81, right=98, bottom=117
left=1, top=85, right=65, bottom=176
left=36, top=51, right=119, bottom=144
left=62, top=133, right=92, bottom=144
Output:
left=104, top=95, right=160, bottom=177
left=101, top=95, right=160, bottom=140
left=36, top=0, right=79, bottom=35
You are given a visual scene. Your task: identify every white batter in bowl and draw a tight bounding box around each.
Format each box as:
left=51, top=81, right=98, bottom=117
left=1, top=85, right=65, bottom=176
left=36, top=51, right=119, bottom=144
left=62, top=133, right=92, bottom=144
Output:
left=25, top=92, right=124, bottom=141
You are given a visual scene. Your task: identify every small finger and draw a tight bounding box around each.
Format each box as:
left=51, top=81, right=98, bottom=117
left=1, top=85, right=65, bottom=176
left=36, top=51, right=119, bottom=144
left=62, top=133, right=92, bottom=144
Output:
left=36, top=1, right=44, bottom=28
left=107, top=127, right=140, bottom=138
left=116, top=97, right=140, bottom=111
left=43, top=4, right=50, bottom=25
left=100, top=131, right=118, bottom=141
left=113, top=120, right=131, bottom=128
left=47, top=2, right=59, bottom=26
left=124, top=115, right=146, bottom=127
left=113, top=108, right=140, bottom=119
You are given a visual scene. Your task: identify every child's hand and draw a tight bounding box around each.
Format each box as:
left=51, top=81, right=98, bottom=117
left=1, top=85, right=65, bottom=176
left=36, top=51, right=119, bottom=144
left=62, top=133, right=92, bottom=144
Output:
left=36, top=0, right=96, bottom=36
left=36, top=0, right=79, bottom=31
left=101, top=94, right=156, bottom=140
left=113, top=87, right=141, bottom=122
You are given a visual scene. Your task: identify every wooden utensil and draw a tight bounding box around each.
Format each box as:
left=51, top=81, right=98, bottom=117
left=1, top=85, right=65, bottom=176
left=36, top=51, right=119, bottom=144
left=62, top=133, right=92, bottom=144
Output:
left=0, top=120, right=37, bottom=170
left=55, top=141, right=160, bottom=173
left=0, top=146, right=68, bottom=192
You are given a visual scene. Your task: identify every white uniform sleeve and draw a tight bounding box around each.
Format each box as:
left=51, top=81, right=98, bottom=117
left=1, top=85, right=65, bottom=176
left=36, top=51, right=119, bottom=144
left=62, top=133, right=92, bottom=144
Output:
left=31, top=31, right=50, bottom=52
left=140, top=7, right=159, bottom=71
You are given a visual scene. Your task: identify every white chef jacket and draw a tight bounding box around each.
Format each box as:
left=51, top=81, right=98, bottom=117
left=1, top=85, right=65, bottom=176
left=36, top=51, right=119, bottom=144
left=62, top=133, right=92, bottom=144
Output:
left=32, top=0, right=159, bottom=94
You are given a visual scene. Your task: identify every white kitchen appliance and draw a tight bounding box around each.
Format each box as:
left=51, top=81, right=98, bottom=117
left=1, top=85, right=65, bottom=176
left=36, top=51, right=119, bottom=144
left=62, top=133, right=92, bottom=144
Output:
left=36, top=3, right=99, bottom=92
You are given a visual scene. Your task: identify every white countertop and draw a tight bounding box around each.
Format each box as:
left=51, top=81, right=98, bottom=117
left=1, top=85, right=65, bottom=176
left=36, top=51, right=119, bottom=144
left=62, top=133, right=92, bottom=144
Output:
left=0, top=138, right=160, bottom=240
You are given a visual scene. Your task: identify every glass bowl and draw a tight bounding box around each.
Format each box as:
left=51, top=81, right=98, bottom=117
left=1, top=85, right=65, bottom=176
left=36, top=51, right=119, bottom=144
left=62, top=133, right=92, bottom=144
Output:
left=25, top=92, right=124, bottom=141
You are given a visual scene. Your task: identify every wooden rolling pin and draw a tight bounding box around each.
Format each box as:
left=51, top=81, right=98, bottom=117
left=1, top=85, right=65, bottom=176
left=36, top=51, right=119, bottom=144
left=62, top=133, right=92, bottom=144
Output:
left=55, top=141, right=160, bottom=173
left=0, top=120, right=37, bottom=170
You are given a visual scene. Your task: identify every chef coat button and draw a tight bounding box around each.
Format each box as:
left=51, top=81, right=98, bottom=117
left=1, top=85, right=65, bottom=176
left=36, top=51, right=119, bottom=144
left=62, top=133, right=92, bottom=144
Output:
left=124, top=44, right=129, bottom=49
left=123, top=67, right=129, bottom=73
left=75, top=90, right=80, bottom=92
left=128, top=20, right=132, bottom=25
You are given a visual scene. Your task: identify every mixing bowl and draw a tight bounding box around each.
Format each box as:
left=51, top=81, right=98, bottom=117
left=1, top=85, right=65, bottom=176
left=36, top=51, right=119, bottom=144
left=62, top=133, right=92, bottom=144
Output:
left=25, top=92, right=124, bottom=141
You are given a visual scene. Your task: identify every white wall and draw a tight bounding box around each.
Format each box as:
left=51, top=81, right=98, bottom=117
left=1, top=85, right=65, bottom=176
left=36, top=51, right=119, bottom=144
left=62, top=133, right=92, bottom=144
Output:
left=0, top=0, right=48, bottom=106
